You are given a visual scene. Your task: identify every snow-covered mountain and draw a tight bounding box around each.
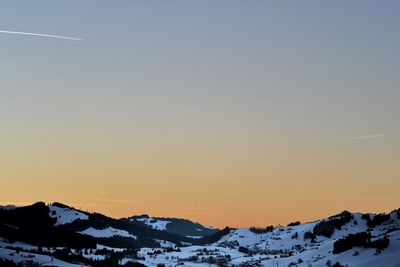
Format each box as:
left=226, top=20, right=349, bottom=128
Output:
left=122, top=214, right=217, bottom=238
left=0, top=202, right=399, bottom=267
left=135, top=210, right=400, bottom=267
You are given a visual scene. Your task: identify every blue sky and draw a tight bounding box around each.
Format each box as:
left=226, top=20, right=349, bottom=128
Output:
left=0, top=1, right=399, bottom=226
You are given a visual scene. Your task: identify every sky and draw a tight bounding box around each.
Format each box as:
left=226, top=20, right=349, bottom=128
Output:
left=0, top=1, right=399, bottom=228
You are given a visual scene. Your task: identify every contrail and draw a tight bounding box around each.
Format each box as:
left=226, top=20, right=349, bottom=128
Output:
left=332, top=134, right=385, bottom=142
left=291, top=133, right=385, bottom=148
left=0, top=30, right=82, bottom=40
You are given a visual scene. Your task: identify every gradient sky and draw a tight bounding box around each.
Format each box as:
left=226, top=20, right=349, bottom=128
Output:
left=0, top=1, right=399, bottom=228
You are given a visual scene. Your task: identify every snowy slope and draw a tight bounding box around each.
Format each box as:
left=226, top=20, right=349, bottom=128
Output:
left=131, top=210, right=400, bottom=267
left=135, top=217, right=171, bottom=231
left=49, top=204, right=89, bottom=225
left=78, top=226, right=136, bottom=239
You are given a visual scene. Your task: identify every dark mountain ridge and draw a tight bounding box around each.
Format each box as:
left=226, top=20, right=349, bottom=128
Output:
left=0, top=202, right=224, bottom=249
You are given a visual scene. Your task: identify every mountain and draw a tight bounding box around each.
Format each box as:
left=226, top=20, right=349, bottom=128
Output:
left=0, top=202, right=399, bottom=267
left=121, top=214, right=218, bottom=238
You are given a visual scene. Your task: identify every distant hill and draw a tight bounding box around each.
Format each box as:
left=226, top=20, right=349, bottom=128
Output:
left=0, top=202, right=399, bottom=266
left=121, top=214, right=218, bottom=238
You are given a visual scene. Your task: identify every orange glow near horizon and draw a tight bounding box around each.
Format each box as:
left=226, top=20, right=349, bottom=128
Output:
left=1, top=135, right=399, bottom=228
left=1, top=198, right=399, bottom=229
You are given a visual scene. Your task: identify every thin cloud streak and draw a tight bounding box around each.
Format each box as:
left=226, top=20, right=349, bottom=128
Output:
left=291, top=133, right=385, bottom=148
left=0, top=30, right=82, bottom=40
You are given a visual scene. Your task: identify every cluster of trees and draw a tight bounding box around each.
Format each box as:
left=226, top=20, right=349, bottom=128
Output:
left=202, top=227, right=231, bottom=244
left=313, top=221, right=335, bottom=238
left=249, top=225, right=274, bottom=234
left=362, top=213, right=391, bottom=228
left=287, top=221, right=301, bottom=227
left=365, top=236, right=390, bottom=253
left=1, top=244, right=143, bottom=267
left=333, top=231, right=390, bottom=254
left=176, top=254, right=231, bottom=266
left=304, top=231, right=316, bottom=242
left=313, top=211, right=353, bottom=238
left=333, top=232, right=371, bottom=254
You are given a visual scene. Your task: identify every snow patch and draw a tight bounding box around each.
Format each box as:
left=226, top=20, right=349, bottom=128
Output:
left=48, top=205, right=88, bottom=225
left=78, top=227, right=136, bottom=239
left=136, top=217, right=171, bottom=230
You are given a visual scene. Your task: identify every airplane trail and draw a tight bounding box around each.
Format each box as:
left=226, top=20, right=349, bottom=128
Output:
left=0, top=30, right=82, bottom=40
left=332, top=134, right=385, bottom=141
left=291, top=133, right=385, bottom=148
